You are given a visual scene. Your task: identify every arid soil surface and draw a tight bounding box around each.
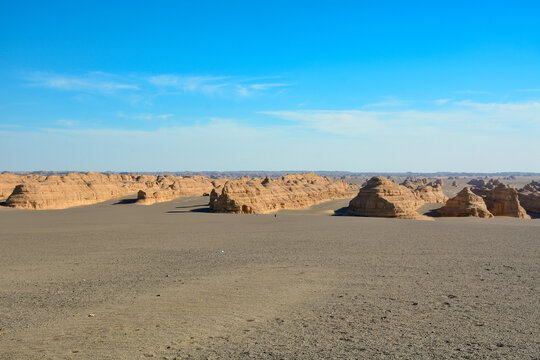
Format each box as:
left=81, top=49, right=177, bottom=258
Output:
left=0, top=195, right=539, bottom=359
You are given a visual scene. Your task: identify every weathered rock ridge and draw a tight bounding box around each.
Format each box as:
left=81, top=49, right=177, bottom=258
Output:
left=209, top=173, right=357, bottom=214
left=438, top=187, right=494, bottom=218
left=347, top=176, right=426, bottom=219
left=4, top=173, right=217, bottom=209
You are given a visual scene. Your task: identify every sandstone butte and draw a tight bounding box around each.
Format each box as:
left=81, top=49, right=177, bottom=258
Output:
left=401, top=178, right=448, bottom=204
left=517, top=181, right=540, bottom=214
left=438, top=187, right=494, bottom=218
left=482, top=183, right=530, bottom=219
left=209, top=173, right=357, bottom=214
left=3, top=173, right=217, bottom=210
left=136, top=176, right=228, bottom=205
left=347, top=176, right=427, bottom=219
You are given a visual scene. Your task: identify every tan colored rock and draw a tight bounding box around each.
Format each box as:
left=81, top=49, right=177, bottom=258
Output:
left=210, top=173, right=356, bottom=214
left=401, top=178, right=448, bottom=204
left=347, top=176, right=425, bottom=219
left=517, top=181, right=540, bottom=214
left=438, top=187, right=493, bottom=218
left=483, top=184, right=530, bottom=219
left=5, top=172, right=218, bottom=209
left=136, top=176, right=216, bottom=205
left=0, top=173, right=46, bottom=198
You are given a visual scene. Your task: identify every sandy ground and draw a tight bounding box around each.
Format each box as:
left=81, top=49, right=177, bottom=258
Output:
left=0, top=194, right=539, bottom=359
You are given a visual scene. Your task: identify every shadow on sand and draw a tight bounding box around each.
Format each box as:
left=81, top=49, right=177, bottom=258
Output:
left=112, top=198, right=138, bottom=205
left=175, top=204, right=209, bottom=209
left=527, top=211, right=540, bottom=219
left=167, top=207, right=210, bottom=214
left=332, top=207, right=349, bottom=216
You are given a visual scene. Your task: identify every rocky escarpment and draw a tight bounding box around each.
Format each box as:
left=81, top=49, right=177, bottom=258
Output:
left=517, top=181, right=540, bottom=214
left=438, top=187, right=493, bottom=218
left=347, top=176, right=426, bottom=219
left=209, top=173, right=357, bottom=214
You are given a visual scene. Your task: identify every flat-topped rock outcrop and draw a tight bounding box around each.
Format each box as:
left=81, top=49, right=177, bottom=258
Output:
left=209, top=173, right=357, bottom=214
left=401, top=178, right=448, bottom=204
left=347, top=176, right=425, bottom=219
left=483, top=184, right=530, bottom=219
left=438, top=187, right=493, bottom=218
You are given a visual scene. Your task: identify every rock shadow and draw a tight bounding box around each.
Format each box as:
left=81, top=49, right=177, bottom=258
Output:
left=167, top=207, right=210, bottom=214
left=175, top=204, right=209, bottom=209
left=332, top=207, right=349, bottom=216
left=527, top=211, right=540, bottom=219
left=112, top=198, right=138, bottom=205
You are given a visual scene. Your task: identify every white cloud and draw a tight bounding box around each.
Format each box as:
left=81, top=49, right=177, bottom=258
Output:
left=56, top=119, right=77, bottom=127
left=27, top=72, right=139, bottom=92
left=435, top=98, right=451, bottom=105
left=262, top=100, right=540, bottom=136
left=116, top=112, right=174, bottom=121
left=454, top=90, right=490, bottom=95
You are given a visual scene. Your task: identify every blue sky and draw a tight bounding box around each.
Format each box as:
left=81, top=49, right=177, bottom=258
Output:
left=1, top=1, right=539, bottom=172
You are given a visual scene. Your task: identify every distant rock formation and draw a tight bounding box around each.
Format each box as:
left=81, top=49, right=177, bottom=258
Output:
left=517, top=181, right=540, bottom=214
left=347, top=176, right=426, bottom=219
left=468, top=179, right=502, bottom=197
left=4, top=173, right=217, bottom=209
left=401, top=178, right=448, bottom=204
left=438, top=187, right=493, bottom=218
left=482, top=184, right=530, bottom=219
left=209, top=173, right=357, bottom=214
left=136, top=176, right=218, bottom=205
left=452, top=180, right=458, bottom=187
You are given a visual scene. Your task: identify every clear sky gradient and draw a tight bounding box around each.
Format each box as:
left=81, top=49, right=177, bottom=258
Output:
left=1, top=1, right=539, bottom=172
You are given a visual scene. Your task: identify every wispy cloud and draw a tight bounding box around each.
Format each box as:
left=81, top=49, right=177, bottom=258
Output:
left=513, top=89, right=540, bottom=93
left=116, top=112, right=174, bottom=121
left=363, top=96, right=409, bottom=108
left=454, top=90, right=490, bottom=95
left=435, top=98, right=451, bottom=105
left=24, top=71, right=291, bottom=99
left=26, top=71, right=139, bottom=92
left=262, top=100, right=540, bottom=137
left=56, top=119, right=78, bottom=127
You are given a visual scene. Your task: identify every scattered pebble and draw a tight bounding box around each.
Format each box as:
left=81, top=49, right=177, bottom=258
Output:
left=88, top=313, right=95, bottom=317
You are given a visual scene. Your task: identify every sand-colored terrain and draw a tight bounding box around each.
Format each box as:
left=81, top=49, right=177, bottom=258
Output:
left=0, top=195, right=538, bottom=359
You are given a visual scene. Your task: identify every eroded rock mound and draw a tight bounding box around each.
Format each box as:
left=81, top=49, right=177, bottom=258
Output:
left=518, top=181, right=540, bottom=214
left=347, top=176, right=425, bottom=219
left=438, top=187, right=493, bottom=218
left=483, top=184, right=530, bottom=219
left=209, top=173, right=356, bottom=214
left=401, top=178, right=448, bottom=204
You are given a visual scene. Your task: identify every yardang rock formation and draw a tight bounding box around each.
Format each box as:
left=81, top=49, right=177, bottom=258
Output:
left=438, top=187, right=494, bottom=218
left=347, top=176, right=426, bottom=219
left=209, top=173, right=356, bottom=214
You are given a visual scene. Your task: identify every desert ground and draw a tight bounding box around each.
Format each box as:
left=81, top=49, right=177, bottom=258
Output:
left=0, top=183, right=539, bottom=359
